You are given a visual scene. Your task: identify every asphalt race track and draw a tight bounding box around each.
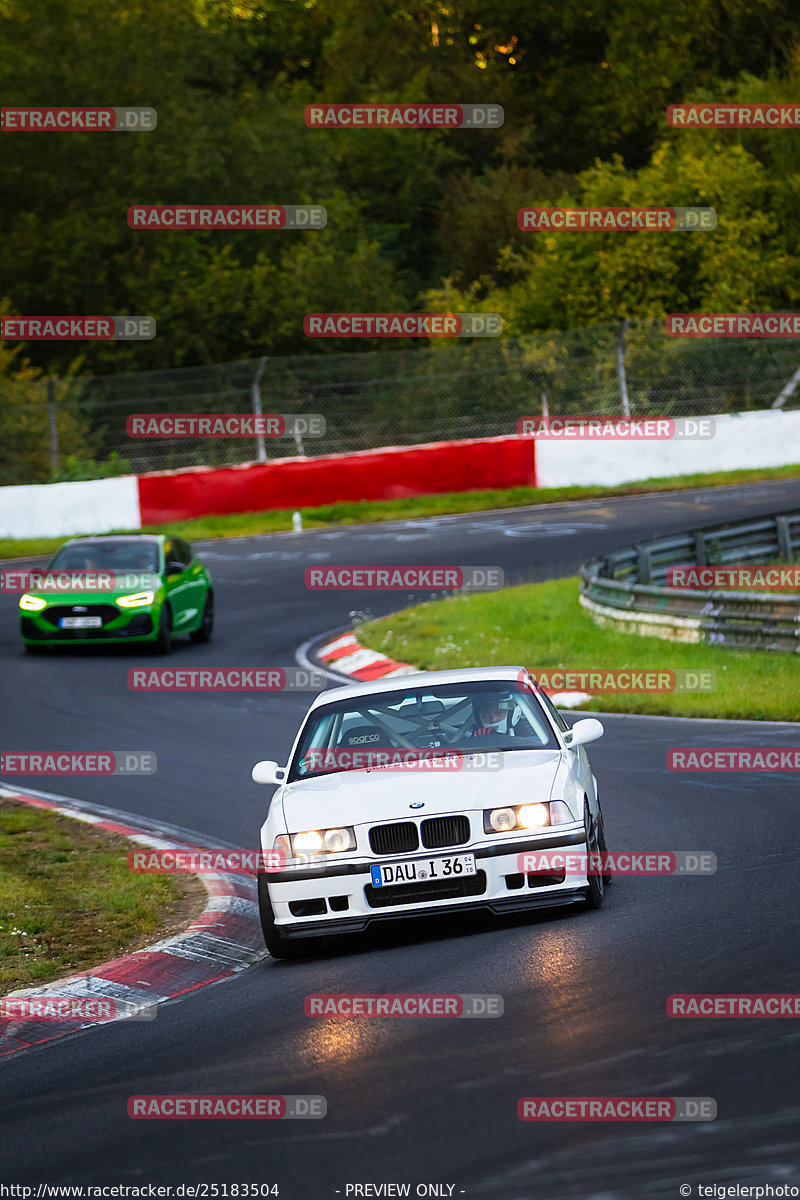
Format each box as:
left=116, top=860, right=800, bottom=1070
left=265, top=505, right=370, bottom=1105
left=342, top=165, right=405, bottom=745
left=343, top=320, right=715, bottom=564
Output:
left=2, top=479, right=799, bottom=1198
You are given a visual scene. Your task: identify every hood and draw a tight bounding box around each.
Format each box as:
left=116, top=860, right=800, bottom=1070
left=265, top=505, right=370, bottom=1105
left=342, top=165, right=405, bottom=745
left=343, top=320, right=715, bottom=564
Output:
left=279, top=749, right=563, bottom=831
left=23, top=573, right=162, bottom=604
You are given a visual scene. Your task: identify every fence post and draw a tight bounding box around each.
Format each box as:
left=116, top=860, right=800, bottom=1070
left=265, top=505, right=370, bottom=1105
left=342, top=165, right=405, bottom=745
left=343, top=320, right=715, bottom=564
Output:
left=775, top=515, right=792, bottom=560
left=637, top=544, right=652, bottom=584
left=616, top=319, right=631, bottom=418
left=772, top=364, right=800, bottom=409
left=48, top=377, right=58, bottom=474
left=251, top=356, right=268, bottom=463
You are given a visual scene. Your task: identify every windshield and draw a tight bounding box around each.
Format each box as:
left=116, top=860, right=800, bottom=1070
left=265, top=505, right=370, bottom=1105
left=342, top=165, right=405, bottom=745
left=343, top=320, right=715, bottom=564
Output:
left=288, top=681, right=560, bottom=781
left=48, top=540, right=161, bottom=573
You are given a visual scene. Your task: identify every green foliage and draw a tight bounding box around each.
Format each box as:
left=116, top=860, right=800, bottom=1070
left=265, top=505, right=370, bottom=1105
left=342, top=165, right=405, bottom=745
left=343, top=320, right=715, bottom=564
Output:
left=0, top=799, right=190, bottom=993
left=425, top=63, right=800, bottom=329
left=0, top=0, right=798, bottom=377
left=52, top=451, right=133, bottom=482
left=360, top=573, right=800, bottom=722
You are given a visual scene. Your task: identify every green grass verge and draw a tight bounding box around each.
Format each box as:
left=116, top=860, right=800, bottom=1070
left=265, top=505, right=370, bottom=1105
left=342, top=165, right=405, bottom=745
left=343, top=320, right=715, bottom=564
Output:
left=359, top=576, right=800, bottom=722
left=0, top=799, right=204, bottom=995
left=2, top=462, right=799, bottom=561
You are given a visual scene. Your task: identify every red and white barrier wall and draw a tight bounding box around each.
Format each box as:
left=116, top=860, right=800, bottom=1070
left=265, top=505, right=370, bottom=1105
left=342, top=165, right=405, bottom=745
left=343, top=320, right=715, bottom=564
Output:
left=534, top=410, right=800, bottom=489
left=1, top=475, right=142, bottom=540
left=1, top=411, right=799, bottom=540
left=136, top=435, right=535, bottom=525
left=0, top=435, right=534, bottom=539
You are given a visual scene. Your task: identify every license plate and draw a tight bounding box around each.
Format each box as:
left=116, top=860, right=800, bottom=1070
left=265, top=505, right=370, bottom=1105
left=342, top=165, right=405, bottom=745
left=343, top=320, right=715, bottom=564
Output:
left=60, top=617, right=103, bottom=628
left=370, top=853, right=476, bottom=888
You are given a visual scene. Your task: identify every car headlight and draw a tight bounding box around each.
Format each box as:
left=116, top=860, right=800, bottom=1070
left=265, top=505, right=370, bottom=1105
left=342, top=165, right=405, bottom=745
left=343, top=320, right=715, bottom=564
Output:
left=322, top=827, right=354, bottom=853
left=293, top=830, right=323, bottom=855
left=517, top=803, right=550, bottom=830
left=288, top=827, right=356, bottom=857
left=116, top=591, right=156, bottom=608
left=20, top=594, right=47, bottom=612
left=487, top=807, right=518, bottom=833
left=484, top=802, right=575, bottom=833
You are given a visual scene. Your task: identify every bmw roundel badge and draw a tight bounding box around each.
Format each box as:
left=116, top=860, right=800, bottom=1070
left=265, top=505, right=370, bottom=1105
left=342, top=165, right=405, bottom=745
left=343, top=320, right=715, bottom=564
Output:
left=409, top=801, right=425, bottom=809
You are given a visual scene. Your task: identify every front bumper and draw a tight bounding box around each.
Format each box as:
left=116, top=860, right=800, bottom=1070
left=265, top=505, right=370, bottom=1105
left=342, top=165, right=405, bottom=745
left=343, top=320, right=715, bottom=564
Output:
left=266, top=826, right=589, bottom=940
left=21, top=610, right=157, bottom=644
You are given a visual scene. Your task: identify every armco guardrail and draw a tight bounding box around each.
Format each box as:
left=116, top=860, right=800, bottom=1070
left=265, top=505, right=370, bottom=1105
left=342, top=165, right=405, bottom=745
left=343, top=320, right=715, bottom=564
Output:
left=579, top=510, right=800, bottom=652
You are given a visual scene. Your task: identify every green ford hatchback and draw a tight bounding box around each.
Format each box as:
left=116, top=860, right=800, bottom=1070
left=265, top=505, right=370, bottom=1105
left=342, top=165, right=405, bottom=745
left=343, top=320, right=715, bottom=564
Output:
left=19, top=534, right=213, bottom=654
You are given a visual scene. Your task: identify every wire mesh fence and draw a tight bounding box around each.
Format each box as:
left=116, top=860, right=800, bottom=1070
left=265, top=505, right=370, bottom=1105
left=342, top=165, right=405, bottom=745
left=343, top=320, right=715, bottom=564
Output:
left=2, top=318, right=799, bottom=485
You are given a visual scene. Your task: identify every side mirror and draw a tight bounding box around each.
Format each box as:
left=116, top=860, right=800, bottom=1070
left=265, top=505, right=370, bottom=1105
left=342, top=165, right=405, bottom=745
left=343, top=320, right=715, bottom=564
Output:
left=252, top=760, right=287, bottom=786
left=564, top=718, right=604, bottom=748
left=166, top=561, right=185, bottom=576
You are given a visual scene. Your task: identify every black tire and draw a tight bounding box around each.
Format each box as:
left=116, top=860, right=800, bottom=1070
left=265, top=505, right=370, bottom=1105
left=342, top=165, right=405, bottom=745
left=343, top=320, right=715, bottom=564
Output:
left=583, top=803, right=605, bottom=909
left=258, top=873, right=322, bottom=959
left=597, top=809, right=613, bottom=885
left=190, top=591, right=214, bottom=643
left=153, top=605, right=171, bottom=655
left=24, top=642, right=46, bottom=655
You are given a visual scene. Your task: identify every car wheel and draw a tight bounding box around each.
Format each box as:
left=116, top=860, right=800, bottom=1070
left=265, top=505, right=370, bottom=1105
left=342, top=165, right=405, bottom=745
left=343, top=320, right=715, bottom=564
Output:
left=258, top=873, right=322, bottom=959
left=153, top=605, right=171, bottom=655
left=597, top=809, right=612, bottom=885
left=583, top=803, right=604, bottom=909
left=190, top=591, right=214, bottom=643
left=24, top=643, right=46, bottom=655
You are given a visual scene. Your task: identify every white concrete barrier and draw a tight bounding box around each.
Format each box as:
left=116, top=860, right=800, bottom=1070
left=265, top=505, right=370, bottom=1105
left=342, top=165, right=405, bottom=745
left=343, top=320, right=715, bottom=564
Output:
left=534, top=409, right=800, bottom=488
left=0, top=476, right=142, bottom=539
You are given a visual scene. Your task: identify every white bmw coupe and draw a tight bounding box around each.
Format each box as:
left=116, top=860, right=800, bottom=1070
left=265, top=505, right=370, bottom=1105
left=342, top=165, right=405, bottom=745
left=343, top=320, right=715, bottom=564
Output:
left=252, top=666, right=609, bottom=958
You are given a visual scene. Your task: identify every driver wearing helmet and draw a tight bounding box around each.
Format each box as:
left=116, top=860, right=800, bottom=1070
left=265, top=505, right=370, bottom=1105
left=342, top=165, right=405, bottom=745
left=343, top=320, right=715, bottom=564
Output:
left=468, top=694, right=513, bottom=738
